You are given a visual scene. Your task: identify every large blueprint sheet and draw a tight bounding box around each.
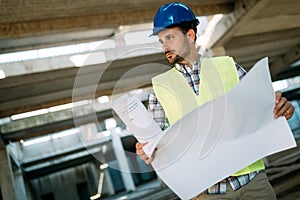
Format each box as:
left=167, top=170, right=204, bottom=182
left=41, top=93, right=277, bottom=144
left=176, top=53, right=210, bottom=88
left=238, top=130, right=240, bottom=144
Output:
left=112, top=58, right=296, bottom=199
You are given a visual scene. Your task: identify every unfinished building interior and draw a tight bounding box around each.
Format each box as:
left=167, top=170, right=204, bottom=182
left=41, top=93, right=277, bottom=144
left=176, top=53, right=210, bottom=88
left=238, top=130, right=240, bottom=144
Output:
left=0, top=0, right=300, bottom=199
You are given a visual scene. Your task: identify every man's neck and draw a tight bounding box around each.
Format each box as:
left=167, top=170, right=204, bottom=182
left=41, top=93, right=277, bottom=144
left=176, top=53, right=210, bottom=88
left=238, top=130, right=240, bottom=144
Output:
left=178, top=53, right=199, bottom=69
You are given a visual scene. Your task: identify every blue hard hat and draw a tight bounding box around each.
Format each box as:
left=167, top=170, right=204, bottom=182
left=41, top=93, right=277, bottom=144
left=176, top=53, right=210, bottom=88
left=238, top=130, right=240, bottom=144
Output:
left=152, top=2, right=199, bottom=35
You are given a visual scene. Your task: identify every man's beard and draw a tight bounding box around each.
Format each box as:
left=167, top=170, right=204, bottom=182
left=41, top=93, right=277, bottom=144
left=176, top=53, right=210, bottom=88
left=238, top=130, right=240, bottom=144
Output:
left=167, top=54, right=185, bottom=65
left=168, top=39, right=191, bottom=65
left=173, top=55, right=185, bottom=64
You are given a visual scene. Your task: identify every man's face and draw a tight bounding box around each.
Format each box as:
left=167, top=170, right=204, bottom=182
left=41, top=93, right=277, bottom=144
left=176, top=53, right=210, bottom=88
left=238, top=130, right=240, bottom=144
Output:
left=158, top=27, right=191, bottom=64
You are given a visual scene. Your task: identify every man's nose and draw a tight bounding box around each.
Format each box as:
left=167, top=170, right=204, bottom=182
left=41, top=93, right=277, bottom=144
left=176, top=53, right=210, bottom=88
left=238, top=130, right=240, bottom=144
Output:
left=162, top=43, right=170, bottom=53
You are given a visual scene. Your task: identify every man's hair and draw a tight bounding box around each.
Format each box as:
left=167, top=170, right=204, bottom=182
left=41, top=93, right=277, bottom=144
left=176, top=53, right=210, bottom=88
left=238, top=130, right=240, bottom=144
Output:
left=168, top=20, right=198, bottom=41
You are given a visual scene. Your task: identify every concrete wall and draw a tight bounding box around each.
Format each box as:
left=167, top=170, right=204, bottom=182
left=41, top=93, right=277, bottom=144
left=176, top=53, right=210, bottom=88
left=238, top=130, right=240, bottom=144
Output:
left=6, top=124, right=157, bottom=199
left=29, top=163, right=96, bottom=200
left=0, top=148, right=16, bottom=200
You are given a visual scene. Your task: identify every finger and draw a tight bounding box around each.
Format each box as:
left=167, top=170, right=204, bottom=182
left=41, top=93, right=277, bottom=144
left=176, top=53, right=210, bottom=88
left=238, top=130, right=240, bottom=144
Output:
left=135, top=142, right=142, bottom=149
left=136, top=144, right=151, bottom=163
left=136, top=147, right=143, bottom=155
left=142, top=155, right=151, bottom=164
left=274, top=97, right=287, bottom=116
left=284, top=104, right=295, bottom=120
left=145, top=149, right=158, bottom=164
left=145, top=157, right=153, bottom=165
left=135, top=142, right=148, bottom=151
left=275, top=99, right=289, bottom=118
left=138, top=147, right=158, bottom=164
left=275, top=101, right=288, bottom=118
left=136, top=148, right=148, bottom=158
left=135, top=142, right=158, bottom=164
left=275, top=91, right=282, bottom=104
left=151, top=148, right=158, bottom=159
left=139, top=152, right=152, bottom=164
left=136, top=146, right=147, bottom=157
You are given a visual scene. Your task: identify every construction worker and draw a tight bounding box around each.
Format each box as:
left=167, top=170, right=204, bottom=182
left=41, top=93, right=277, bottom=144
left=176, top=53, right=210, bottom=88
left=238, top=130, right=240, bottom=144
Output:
left=136, top=2, right=295, bottom=199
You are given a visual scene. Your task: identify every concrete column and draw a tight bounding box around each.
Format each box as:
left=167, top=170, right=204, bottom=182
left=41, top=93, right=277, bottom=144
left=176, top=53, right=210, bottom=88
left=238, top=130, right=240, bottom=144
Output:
left=0, top=145, right=16, bottom=200
left=113, top=29, right=126, bottom=47
left=211, top=46, right=227, bottom=56
left=7, top=142, right=31, bottom=199
left=92, top=154, right=115, bottom=196
left=109, top=127, right=136, bottom=192
left=102, top=167, right=115, bottom=195
left=13, top=168, right=30, bottom=200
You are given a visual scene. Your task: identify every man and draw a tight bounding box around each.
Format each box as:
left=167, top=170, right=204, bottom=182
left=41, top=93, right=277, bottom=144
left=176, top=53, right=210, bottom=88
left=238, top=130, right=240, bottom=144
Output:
left=136, top=2, right=295, bottom=199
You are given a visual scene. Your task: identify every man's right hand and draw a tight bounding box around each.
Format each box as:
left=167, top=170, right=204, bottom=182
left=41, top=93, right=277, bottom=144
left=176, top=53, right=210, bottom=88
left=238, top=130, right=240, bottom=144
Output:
left=135, top=142, right=157, bottom=164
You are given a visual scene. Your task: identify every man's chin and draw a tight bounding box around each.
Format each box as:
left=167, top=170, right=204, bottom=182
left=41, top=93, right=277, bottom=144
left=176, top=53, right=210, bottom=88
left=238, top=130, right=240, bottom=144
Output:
left=167, top=59, right=176, bottom=65
left=167, top=56, right=180, bottom=64
left=165, top=56, right=174, bottom=64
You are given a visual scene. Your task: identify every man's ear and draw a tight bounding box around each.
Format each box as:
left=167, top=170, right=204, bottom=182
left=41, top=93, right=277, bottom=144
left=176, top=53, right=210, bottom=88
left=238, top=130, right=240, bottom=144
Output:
left=186, top=29, right=196, bottom=42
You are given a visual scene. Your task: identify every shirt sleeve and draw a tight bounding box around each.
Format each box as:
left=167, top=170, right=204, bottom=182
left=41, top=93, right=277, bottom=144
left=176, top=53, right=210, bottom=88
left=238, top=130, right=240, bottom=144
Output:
left=148, top=89, right=170, bottom=130
left=235, top=62, right=247, bottom=80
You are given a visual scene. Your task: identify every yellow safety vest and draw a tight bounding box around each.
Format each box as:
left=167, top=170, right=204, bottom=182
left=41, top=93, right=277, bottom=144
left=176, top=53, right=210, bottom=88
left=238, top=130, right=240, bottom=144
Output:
left=152, top=56, right=264, bottom=176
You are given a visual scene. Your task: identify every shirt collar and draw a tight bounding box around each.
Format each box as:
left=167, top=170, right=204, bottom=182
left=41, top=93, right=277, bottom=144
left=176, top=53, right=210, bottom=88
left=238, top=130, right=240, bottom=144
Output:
left=174, top=55, right=201, bottom=74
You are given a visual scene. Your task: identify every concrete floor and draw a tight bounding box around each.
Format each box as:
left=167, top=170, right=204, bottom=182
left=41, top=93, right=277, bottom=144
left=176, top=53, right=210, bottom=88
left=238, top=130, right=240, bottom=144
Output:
left=102, top=179, right=179, bottom=200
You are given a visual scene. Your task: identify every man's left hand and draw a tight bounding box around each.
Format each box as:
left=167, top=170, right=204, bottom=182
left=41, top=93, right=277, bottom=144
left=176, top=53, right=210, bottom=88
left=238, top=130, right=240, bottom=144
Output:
left=273, top=91, right=294, bottom=120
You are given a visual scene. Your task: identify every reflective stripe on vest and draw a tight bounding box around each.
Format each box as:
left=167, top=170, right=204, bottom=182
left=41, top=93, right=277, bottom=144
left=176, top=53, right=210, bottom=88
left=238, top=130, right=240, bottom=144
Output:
left=152, top=56, right=265, bottom=176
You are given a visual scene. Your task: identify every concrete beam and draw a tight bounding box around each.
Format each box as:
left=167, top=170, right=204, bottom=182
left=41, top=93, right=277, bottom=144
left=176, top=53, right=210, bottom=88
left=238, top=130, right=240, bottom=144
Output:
left=0, top=72, right=157, bottom=118
left=0, top=42, right=162, bottom=77
left=208, top=0, right=261, bottom=48
left=226, top=36, right=300, bottom=58
left=271, top=45, right=300, bottom=80
left=0, top=51, right=167, bottom=117
left=236, top=13, right=300, bottom=36
left=24, top=151, right=95, bottom=179
left=0, top=2, right=233, bottom=39
left=1, top=1, right=233, bottom=25
left=281, top=45, right=300, bottom=68
left=210, top=46, right=227, bottom=57
left=0, top=61, right=160, bottom=103
left=225, top=28, right=300, bottom=49
left=1, top=110, right=113, bottom=142
left=1, top=103, right=97, bottom=133
left=21, top=142, right=105, bottom=169
left=19, top=134, right=136, bottom=180
left=234, top=47, right=290, bottom=69
left=1, top=89, right=150, bottom=141
left=0, top=29, right=115, bottom=54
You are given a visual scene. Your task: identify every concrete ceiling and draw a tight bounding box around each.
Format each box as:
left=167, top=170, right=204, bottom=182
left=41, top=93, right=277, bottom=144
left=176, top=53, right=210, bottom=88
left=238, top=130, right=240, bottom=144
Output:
left=1, top=0, right=300, bottom=120
left=0, top=0, right=234, bottom=53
